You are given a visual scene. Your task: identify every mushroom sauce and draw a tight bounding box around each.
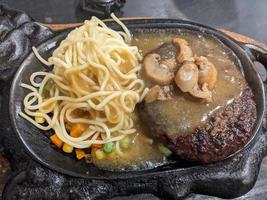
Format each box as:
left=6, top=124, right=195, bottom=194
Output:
left=92, top=29, right=246, bottom=170
left=133, top=29, right=246, bottom=136
left=91, top=112, right=167, bottom=171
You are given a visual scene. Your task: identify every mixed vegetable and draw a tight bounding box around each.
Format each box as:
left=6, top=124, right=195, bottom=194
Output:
left=48, top=123, right=172, bottom=162
left=49, top=122, right=134, bottom=161
left=39, top=81, right=172, bottom=162
left=48, top=122, right=172, bottom=162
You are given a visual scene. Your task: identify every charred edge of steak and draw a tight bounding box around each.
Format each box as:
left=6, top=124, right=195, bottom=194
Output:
left=139, top=87, right=257, bottom=163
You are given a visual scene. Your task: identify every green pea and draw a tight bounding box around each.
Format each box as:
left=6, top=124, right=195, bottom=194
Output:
left=43, top=82, right=51, bottom=93
left=65, top=123, right=71, bottom=133
left=120, top=136, right=132, bottom=149
left=42, top=80, right=53, bottom=96
left=43, top=83, right=50, bottom=92
left=103, top=142, right=114, bottom=153
left=158, top=143, right=172, bottom=157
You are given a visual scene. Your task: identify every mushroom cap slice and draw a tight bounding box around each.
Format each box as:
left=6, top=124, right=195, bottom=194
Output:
left=173, top=37, right=195, bottom=64
left=145, top=85, right=174, bottom=103
left=195, top=56, right=217, bottom=89
left=175, top=61, right=199, bottom=92
left=145, top=85, right=161, bottom=103
left=143, top=53, right=174, bottom=85
left=160, top=58, right=177, bottom=71
left=189, top=83, right=212, bottom=102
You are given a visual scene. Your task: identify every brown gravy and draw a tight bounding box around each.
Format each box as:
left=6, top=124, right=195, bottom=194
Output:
left=92, top=112, right=167, bottom=171
left=133, top=29, right=246, bottom=136
left=93, top=29, right=245, bottom=170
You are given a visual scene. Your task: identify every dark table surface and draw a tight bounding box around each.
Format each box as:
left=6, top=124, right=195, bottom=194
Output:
left=1, top=0, right=267, bottom=44
left=1, top=0, right=267, bottom=199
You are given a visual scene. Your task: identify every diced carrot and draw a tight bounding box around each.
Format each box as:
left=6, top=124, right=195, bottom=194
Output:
left=62, top=143, right=74, bottom=153
left=91, top=143, right=103, bottom=149
left=91, top=147, right=98, bottom=155
left=89, top=133, right=102, bottom=149
left=75, top=149, right=86, bottom=160
left=50, top=134, right=63, bottom=148
left=70, top=123, right=87, bottom=137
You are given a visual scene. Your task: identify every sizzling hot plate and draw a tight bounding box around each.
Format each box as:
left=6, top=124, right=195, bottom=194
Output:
left=8, top=18, right=267, bottom=196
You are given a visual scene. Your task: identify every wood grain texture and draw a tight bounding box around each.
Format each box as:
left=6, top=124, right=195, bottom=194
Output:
left=40, top=22, right=267, bottom=199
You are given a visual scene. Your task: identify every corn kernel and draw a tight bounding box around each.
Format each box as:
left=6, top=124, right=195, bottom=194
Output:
left=95, top=149, right=105, bottom=160
left=35, top=115, right=45, bottom=124
left=42, top=99, right=51, bottom=110
left=108, top=151, right=116, bottom=159
left=63, top=143, right=74, bottom=153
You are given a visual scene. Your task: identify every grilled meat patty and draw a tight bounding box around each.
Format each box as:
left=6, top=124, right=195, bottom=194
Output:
left=139, top=39, right=257, bottom=163
left=139, top=86, right=256, bottom=163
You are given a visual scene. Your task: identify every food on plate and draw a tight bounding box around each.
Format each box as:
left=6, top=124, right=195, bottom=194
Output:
left=195, top=56, right=217, bottom=90
left=173, top=37, right=194, bottom=63
left=20, top=15, right=167, bottom=170
left=138, top=32, right=256, bottom=163
left=20, top=15, right=257, bottom=169
left=143, top=53, right=174, bottom=85
left=172, top=37, right=217, bottom=102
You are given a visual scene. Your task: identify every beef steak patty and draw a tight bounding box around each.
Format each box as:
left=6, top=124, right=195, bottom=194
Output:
left=138, top=87, right=257, bottom=163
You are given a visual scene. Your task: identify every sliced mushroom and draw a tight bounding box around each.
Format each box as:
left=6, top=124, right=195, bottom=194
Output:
left=173, top=38, right=195, bottom=64
left=195, top=56, right=217, bottom=89
left=145, top=85, right=173, bottom=103
left=175, top=61, right=199, bottom=92
left=158, top=85, right=174, bottom=100
left=144, top=53, right=174, bottom=85
left=160, top=58, right=177, bottom=71
left=145, top=85, right=161, bottom=103
left=189, top=83, right=212, bottom=102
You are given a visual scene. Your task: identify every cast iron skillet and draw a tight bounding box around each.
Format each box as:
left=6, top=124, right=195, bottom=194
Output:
left=9, top=19, right=267, bottom=198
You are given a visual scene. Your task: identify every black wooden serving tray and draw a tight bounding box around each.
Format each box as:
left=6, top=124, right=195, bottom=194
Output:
left=0, top=5, right=267, bottom=200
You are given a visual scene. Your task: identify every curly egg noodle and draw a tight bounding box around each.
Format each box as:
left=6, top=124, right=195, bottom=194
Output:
left=19, top=14, right=149, bottom=152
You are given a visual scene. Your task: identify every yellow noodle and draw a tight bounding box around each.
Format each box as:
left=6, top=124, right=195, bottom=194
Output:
left=32, top=47, right=52, bottom=66
left=20, top=15, right=148, bottom=152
